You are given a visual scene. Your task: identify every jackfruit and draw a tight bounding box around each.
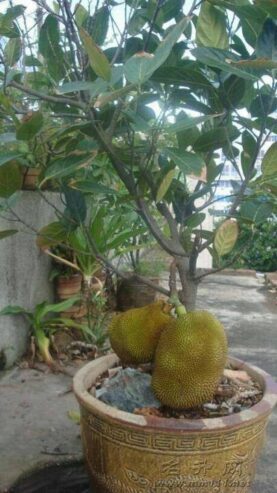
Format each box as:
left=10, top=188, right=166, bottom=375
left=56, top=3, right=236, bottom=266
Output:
left=108, top=301, right=173, bottom=364
left=152, top=310, right=228, bottom=409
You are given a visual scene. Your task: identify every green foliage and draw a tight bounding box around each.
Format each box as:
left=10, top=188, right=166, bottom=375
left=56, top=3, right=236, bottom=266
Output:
left=79, top=27, right=111, bottom=81
left=16, top=112, right=44, bottom=141
left=0, top=162, right=22, bottom=198
left=196, top=2, right=229, bottom=50
left=214, top=219, right=239, bottom=257
left=0, top=0, right=276, bottom=306
left=223, top=220, right=277, bottom=272
left=0, top=229, right=18, bottom=240
left=0, top=296, right=89, bottom=365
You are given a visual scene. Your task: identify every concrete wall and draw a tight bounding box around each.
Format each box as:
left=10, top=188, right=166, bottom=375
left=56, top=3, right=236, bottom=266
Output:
left=0, top=192, right=58, bottom=370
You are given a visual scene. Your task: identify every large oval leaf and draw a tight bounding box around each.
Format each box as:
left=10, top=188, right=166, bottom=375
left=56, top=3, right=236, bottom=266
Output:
left=37, top=221, right=67, bottom=250
left=4, top=37, right=22, bottom=65
left=79, top=27, right=111, bottom=81
left=0, top=152, right=22, bottom=166
left=261, top=142, right=277, bottom=179
left=0, top=229, right=18, bottom=240
left=165, top=148, right=205, bottom=176
left=156, top=169, right=175, bottom=202
left=16, top=111, right=43, bottom=141
left=41, top=154, right=93, bottom=184
left=0, top=162, right=22, bottom=198
left=196, top=2, right=229, bottom=50
left=214, top=219, right=239, bottom=256
left=124, top=16, right=189, bottom=84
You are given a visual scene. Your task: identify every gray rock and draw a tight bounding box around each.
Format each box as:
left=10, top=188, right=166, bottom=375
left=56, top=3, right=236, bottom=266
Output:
left=97, top=368, right=160, bottom=413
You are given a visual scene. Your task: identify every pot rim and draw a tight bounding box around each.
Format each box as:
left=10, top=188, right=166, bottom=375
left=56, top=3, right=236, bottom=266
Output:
left=73, top=354, right=277, bottom=432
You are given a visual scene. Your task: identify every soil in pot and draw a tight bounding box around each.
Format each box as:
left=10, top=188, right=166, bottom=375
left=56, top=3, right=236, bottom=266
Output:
left=116, top=273, right=159, bottom=311
left=94, top=364, right=264, bottom=419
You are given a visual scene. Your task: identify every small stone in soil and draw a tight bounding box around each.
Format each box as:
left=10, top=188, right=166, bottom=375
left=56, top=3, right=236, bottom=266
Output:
left=97, top=368, right=160, bottom=413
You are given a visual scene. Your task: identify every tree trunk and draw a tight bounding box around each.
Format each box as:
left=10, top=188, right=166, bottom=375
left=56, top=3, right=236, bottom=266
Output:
left=178, top=279, right=199, bottom=311
left=175, top=256, right=199, bottom=311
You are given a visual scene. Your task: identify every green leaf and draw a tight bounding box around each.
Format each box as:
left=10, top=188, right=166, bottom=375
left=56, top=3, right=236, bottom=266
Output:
left=0, top=229, right=18, bottom=240
left=261, top=142, right=277, bottom=179
left=38, top=15, right=65, bottom=81
left=67, top=410, right=81, bottom=424
left=124, top=16, right=189, bottom=84
left=0, top=13, right=20, bottom=38
left=4, top=37, right=22, bottom=66
left=177, top=127, right=201, bottom=151
left=0, top=162, right=22, bottom=198
left=214, top=219, right=239, bottom=256
left=221, top=75, right=246, bottom=108
left=250, top=95, right=277, bottom=118
left=58, top=81, right=97, bottom=94
left=38, top=296, right=81, bottom=318
left=16, top=112, right=44, bottom=141
left=79, top=27, right=111, bottom=81
left=37, top=222, right=67, bottom=250
left=41, top=154, right=92, bottom=183
left=255, top=0, right=277, bottom=17
left=0, top=305, right=27, bottom=316
left=156, top=169, right=175, bottom=202
left=240, top=200, right=273, bottom=224
left=0, top=152, right=22, bottom=166
left=192, top=47, right=258, bottom=80
left=5, top=5, right=26, bottom=21
left=161, top=0, right=184, bottom=21
left=164, top=148, right=205, bottom=176
left=75, top=5, right=89, bottom=27
left=63, top=186, right=87, bottom=226
left=257, top=19, right=277, bottom=60
left=24, top=55, right=42, bottom=67
left=70, top=180, right=115, bottom=195
left=193, top=127, right=228, bottom=152
left=84, top=6, right=109, bottom=46
left=39, top=15, right=60, bottom=58
left=232, top=58, right=277, bottom=71
left=128, top=9, right=147, bottom=35
left=196, top=2, right=229, bottom=50
left=241, top=131, right=256, bottom=178
left=165, top=114, right=214, bottom=134
left=185, top=213, right=206, bottom=229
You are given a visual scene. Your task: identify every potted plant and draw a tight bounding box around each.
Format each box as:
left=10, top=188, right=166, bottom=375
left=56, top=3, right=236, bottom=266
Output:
left=1, top=0, right=276, bottom=491
left=73, top=352, right=277, bottom=493
left=0, top=296, right=89, bottom=368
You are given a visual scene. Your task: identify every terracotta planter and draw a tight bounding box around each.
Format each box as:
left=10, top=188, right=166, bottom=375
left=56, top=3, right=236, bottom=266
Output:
left=60, top=303, right=87, bottom=319
left=74, top=354, right=277, bottom=493
left=56, top=273, right=83, bottom=301
left=117, top=273, right=159, bottom=311
left=22, top=167, right=41, bottom=190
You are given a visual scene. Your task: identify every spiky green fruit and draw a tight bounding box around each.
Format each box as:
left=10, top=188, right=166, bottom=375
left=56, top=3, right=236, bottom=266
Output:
left=152, top=311, right=228, bottom=409
left=108, top=301, right=173, bottom=364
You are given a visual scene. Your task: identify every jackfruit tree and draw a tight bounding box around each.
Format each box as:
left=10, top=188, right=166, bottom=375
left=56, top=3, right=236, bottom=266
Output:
left=0, top=0, right=276, bottom=309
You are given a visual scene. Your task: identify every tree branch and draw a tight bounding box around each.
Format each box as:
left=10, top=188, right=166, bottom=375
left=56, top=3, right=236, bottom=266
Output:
left=8, top=81, right=87, bottom=110
left=83, top=226, right=170, bottom=297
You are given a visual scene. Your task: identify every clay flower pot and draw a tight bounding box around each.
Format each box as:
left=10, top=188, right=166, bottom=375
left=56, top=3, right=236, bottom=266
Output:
left=74, top=354, right=277, bottom=493
left=22, top=167, right=42, bottom=190
left=56, top=273, right=83, bottom=301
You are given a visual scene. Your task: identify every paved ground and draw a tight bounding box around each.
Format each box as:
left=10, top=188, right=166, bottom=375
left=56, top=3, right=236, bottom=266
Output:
left=0, top=273, right=276, bottom=492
